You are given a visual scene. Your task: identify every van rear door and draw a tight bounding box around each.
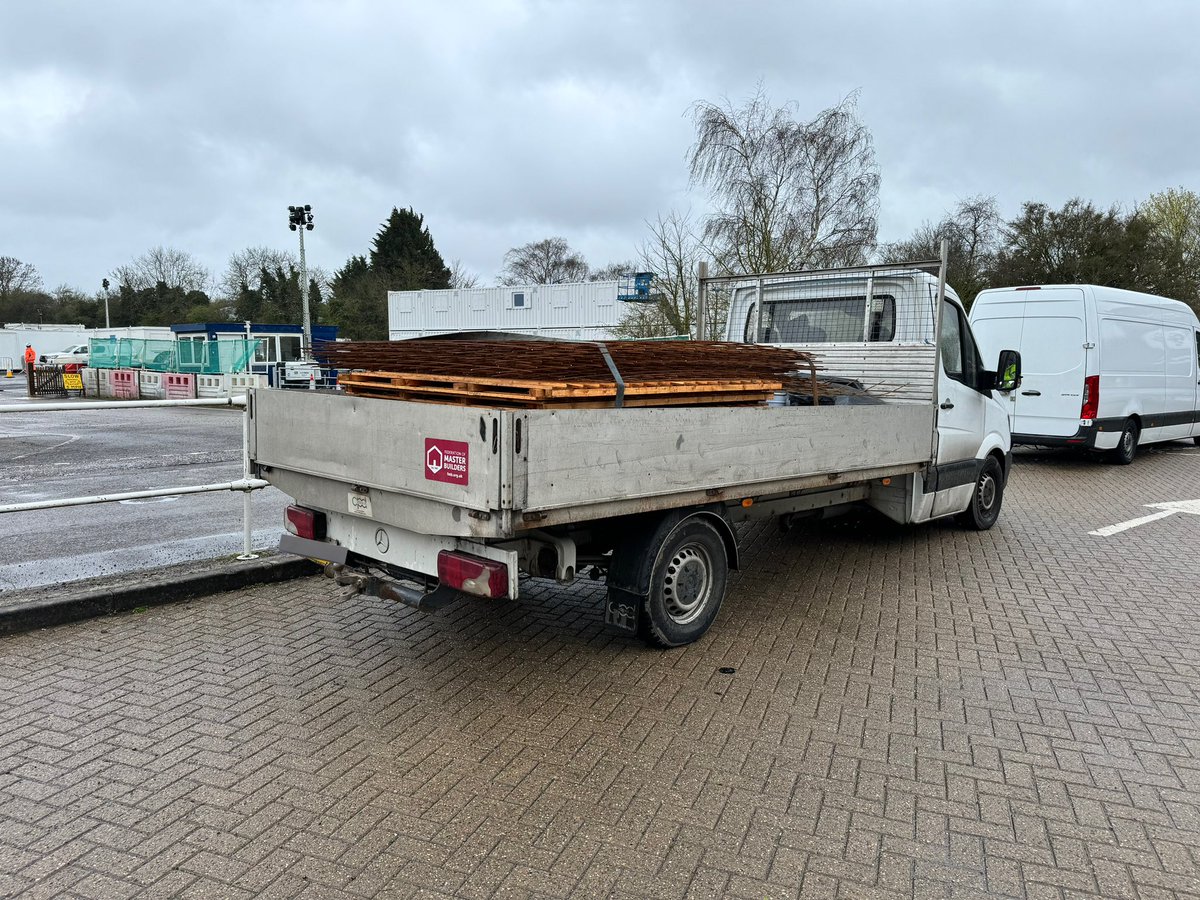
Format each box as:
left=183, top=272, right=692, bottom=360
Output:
left=981, top=288, right=1088, bottom=438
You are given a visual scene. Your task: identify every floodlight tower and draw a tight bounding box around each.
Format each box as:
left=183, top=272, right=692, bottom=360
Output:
left=287, top=204, right=314, bottom=357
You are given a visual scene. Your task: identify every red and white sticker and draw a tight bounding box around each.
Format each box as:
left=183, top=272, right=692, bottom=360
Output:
left=424, top=438, right=469, bottom=485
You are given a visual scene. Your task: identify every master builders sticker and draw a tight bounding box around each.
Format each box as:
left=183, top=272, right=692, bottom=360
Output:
left=425, top=438, right=469, bottom=485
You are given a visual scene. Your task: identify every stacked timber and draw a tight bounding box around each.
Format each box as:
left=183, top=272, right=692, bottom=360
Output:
left=316, top=339, right=820, bottom=409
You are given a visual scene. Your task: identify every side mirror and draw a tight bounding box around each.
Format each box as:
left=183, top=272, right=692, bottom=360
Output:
left=995, top=349, right=1022, bottom=392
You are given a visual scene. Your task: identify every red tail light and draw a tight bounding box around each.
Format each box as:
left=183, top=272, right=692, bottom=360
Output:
left=285, top=505, right=325, bottom=540
left=438, top=550, right=509, bottom=599
left=1081, top=375, right=1099, bottom=421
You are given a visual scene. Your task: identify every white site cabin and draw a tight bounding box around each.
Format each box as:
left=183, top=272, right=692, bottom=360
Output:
left=388, top=281, right=628, bottom=340
left=970, top=284, right=1200, bottom=462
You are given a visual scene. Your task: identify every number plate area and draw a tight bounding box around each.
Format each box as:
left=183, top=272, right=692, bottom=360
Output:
left=347, top=492, right=374, bottom=517
left=327, top=512, right=521, bottom=600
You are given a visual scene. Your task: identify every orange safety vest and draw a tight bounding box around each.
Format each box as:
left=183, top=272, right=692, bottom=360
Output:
left=24, top=347, right=36, bottom=364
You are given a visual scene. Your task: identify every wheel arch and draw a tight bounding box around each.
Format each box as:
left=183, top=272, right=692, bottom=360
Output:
left=607, top=507, right=738, bottom=598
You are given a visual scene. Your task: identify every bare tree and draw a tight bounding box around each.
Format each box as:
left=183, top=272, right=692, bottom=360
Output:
left=613, top=210, right=707, bottom=339
left=500, top=237, right=589, bottom=285
left=689, top=88, right=879, bottom=274
left=880, top=195, right=1000, bottom=305
left=448, top=258, right=481, bottom=289
left=111, top=246, right=211, bottom=294
left=587, top=261, right=634, bottom=282
left=220, top=246, right=295, bottom=299
left=0, top=256, right=43, bottom=301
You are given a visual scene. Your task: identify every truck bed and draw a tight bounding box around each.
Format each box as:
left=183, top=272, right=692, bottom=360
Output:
left=250, top=389, right=935, bottom=539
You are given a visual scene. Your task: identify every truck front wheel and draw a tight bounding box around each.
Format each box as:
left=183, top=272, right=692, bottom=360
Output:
left=640, top=519, right=729, bottom=648
left=956, top=456, right=1004, bottom=531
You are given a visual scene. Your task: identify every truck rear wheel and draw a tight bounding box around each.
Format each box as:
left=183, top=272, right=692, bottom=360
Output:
left=639, top=518, right=728, bottom=648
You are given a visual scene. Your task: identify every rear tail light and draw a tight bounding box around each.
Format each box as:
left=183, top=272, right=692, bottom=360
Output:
left=284, top=505, right=326, bottom=540
left=1081, top=375, right=1099, bottom=421
left=438, top=550, right=509, bottom=599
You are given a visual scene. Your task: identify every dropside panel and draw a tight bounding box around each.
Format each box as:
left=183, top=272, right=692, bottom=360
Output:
left=252, top=390, right=505, bottom=512
left=520, top=404, right=935, bottom=514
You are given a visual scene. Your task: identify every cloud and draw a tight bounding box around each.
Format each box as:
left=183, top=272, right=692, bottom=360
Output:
left=1, top=0, right=1198, bottom=293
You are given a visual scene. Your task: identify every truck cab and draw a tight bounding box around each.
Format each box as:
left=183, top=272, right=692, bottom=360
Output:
left=723, top=267, right=1018, bottom=524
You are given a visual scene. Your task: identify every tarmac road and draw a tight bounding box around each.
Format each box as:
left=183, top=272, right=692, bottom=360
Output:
left=0, top=380, right=289, bottom=594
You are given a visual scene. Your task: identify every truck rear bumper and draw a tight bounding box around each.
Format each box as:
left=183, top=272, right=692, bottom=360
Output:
left=278, top=512, right=521, bottom=601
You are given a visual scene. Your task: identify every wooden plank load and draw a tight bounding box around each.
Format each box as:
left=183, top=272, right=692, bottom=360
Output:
left=316, top=339, right=820, bottom=409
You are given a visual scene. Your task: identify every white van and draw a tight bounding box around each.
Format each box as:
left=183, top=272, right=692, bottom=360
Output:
left=969, top=285, right=1200, bottom=463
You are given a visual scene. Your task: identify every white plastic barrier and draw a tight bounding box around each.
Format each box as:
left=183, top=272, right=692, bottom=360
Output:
left=228, top=373, right=268, bottom=392
left=82, top=368, right=99, bottom=396
left=96, top=368, right=114, bottom=399
left=138, top=370, right=165, bottom=400
left=196, top=374, right=227, bottom=398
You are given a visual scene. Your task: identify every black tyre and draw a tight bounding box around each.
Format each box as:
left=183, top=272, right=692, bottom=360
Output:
left=1107, top=419, right=1139, bottom=465
left=1193, top=435, right=1199, bottom=447
left=956, top=456, right=1004, bottom=531
left=639, top=518, right=728, bottom=648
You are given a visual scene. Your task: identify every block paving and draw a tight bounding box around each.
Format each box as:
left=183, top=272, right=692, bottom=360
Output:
left=2, top=442, right=1200, bottom=898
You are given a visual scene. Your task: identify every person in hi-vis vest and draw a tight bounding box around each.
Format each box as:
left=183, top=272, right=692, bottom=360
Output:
left=23, top=344, right=36, bottom=377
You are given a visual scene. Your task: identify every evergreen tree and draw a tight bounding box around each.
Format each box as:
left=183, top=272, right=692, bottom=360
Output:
left=369, top=207, right=452, bottom=290
left=328, top=208, right=452, bottom=339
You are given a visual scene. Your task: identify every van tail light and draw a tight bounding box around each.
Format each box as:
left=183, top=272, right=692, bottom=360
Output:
left=285, top=505, right=326, bottom=540
left=1080, top=375, right=1100, bottom=421
left=438, top=550, right=509, bottom=599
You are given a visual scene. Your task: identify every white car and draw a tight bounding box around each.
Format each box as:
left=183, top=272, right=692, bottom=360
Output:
left=41, top=344, right=90, bottom=366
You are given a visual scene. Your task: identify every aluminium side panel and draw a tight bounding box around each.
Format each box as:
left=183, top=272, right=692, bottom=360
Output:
left=519, top=404, right=934, bottom=514
left=251, top=390, right=504, bottom=513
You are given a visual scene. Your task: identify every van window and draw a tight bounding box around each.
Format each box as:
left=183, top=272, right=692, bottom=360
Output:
left=744, top=303, right=757, bottom=342
left=941, top=301, right=984, bottom=389
left=940, top=301, right=963, bottom=377
left=762, top=294, right=895, bottom=343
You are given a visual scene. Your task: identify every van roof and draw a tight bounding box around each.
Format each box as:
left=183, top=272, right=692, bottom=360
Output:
left=975, top=284, right=1197, bottom=320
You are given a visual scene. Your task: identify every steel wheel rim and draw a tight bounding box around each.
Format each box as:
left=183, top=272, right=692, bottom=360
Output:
left=1123, top=430, right=1135, bottom=454
left=663, top=543, right=712, bottom=625
left=978, top=473, right=997, bottom=512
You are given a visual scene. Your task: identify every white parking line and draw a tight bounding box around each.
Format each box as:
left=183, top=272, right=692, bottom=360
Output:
left=1090, top=499, right=1200, bottom=537
left=1089, top=510, right=1179, bottom=537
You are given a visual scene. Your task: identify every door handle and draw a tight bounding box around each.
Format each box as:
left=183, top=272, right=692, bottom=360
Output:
left=940, top=400, right=954, bottom=410
left=1021, top=390, right=1041, bottom=396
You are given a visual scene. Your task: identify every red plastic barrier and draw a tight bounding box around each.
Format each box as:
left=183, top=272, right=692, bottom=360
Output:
left=164, top=373, right=196, bottom=400
left=112, top=369, right=140, bottom=400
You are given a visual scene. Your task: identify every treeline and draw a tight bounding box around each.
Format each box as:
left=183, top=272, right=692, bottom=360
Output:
left=880, top=190, right=1200, bottom=310
left=3, top=90, right=1198, bottom=340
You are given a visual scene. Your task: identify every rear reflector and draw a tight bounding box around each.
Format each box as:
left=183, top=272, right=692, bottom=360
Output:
left=1081, top=375, right=1100, bottom=421
left=438, top=550, right=508, bottom=599
left=284, top=505, right=326, bottom=541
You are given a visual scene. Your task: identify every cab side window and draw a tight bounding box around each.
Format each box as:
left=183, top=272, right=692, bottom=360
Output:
left=941, top=300, right=985, bottom=391
left=940, top=300, right=963, bottom=378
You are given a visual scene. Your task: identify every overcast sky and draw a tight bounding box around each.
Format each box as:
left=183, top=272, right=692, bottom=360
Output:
left=2, top=0, right=1198, bottom=295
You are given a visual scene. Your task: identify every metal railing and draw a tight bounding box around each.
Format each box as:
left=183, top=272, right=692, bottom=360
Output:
left=0, top=396, right=269, bottom=560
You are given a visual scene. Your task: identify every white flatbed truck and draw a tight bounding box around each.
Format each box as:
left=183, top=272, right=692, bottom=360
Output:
left=250, top=262, right=1022, bottom=647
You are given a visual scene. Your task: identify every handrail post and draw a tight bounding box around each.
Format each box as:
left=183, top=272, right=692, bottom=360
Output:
left=237, top=394, right=259, bottom=561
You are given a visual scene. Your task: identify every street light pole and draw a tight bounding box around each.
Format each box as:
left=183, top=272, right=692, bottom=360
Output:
left=287, top=204, right=314, bottom=358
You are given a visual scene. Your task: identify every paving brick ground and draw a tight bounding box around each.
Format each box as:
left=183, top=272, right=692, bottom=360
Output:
left=2, top=441, right=1199, bottom=899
